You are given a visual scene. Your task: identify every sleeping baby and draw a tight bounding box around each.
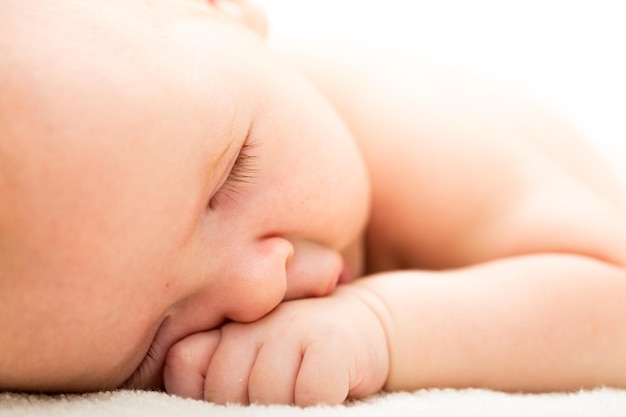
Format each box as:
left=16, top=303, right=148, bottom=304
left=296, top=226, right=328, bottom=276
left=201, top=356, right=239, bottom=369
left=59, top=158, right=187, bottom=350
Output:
left=2, top=0, right=626, bottom=406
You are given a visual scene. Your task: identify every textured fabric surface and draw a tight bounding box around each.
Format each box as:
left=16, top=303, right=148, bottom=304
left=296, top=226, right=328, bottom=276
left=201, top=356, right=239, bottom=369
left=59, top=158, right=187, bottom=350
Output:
left=3, top=388, right=626, bottom=417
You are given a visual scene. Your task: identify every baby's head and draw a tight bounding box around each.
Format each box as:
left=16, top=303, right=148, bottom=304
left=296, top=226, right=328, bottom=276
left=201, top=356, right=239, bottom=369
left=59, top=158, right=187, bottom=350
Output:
left=0, top=0, right=369, bottom=393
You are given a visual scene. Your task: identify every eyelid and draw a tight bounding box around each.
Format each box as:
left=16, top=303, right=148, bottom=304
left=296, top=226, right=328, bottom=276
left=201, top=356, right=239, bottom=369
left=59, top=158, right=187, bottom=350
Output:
left=210, top=142, right=240, bottom=194
left=208, top=138, right=257, bottom=209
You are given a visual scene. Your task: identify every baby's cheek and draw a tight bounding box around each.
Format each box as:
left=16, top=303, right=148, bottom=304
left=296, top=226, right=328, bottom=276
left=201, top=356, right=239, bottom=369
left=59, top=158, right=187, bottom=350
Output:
left=163, top=331, right=221, bottom=400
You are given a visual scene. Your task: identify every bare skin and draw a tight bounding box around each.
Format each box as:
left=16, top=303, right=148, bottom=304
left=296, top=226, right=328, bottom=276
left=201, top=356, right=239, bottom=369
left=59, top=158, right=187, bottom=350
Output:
left=162, top=44, right=626, bottom=405
left=1, top=0, right=626, bottom=407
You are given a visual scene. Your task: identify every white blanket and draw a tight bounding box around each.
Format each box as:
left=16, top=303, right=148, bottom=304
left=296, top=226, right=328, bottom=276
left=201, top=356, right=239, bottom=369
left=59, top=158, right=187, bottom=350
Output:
left=3, top=388, right=626, bottom=417
left=2, top=1, right=625, bottom=415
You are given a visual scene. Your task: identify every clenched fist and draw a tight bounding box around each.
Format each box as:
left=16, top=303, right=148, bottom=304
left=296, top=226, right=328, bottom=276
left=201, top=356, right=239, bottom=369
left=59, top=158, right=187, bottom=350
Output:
left=163, top=286, right=389, bottom=406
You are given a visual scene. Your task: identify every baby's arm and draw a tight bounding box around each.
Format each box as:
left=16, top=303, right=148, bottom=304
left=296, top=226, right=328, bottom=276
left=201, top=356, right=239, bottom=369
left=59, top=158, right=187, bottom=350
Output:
left=359, top=255, right=626, bottom=392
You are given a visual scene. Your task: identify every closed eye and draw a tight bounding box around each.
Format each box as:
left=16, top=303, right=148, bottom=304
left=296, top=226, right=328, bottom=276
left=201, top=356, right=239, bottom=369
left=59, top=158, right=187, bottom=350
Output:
left=208, top=140, right=258, bottom=209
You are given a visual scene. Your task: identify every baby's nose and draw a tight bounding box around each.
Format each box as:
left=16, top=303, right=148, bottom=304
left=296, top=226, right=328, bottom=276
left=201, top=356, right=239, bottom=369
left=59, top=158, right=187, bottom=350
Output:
left=283, top=239, right=344, bottom=301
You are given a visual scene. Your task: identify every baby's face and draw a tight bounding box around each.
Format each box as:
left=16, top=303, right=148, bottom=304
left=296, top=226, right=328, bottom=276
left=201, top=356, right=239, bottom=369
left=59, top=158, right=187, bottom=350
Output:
left=0, top=0, right=369, bottom=392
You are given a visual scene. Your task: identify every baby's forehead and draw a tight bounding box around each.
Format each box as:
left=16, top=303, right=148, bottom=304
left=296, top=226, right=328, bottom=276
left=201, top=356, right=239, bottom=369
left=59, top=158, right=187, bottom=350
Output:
left=0, top=0, right=250, bottom=186
left=0, top=3, right=155, bottom=204
left=1, top=1, right=191, bottom=73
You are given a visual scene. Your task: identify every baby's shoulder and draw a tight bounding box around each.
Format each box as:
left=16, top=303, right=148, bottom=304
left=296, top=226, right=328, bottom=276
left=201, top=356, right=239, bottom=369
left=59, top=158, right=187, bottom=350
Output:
left=276, top=41, right=626, bottom=271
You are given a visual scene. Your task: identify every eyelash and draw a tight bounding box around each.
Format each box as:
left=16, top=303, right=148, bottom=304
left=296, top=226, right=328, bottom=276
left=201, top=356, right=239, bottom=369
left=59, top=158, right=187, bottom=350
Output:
left=123, top=341, right=159, bottom=389
left=209, top=142, right=257, bottom=208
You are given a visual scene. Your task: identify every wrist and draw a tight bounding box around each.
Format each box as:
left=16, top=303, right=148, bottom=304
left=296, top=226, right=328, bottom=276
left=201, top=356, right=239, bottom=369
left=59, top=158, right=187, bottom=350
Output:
left=334, top=280, right=395, bottom=392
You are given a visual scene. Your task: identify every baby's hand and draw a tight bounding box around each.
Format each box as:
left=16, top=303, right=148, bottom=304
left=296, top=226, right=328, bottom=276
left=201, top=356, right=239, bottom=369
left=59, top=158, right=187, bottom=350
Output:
left=163, top=287, right=389, bottom=406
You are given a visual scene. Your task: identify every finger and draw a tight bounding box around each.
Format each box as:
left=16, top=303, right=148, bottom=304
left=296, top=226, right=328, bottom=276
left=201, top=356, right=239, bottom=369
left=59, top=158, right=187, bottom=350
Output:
left=163, top=331, right=221, bottom=400
left=247, top=340, right=301, bottom=405
left=203, top=324, right=258, bottom=405
left=294, top=342, right=349, bottom=406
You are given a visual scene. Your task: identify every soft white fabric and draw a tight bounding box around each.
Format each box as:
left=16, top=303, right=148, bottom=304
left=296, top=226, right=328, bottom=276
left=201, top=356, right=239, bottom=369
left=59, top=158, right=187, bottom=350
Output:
left=3, top=388, right=626, bottom=417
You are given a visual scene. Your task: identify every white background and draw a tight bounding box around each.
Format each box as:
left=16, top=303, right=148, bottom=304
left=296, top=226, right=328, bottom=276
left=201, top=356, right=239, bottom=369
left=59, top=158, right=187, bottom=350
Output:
left=258, top=0, right=626, bottom=193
